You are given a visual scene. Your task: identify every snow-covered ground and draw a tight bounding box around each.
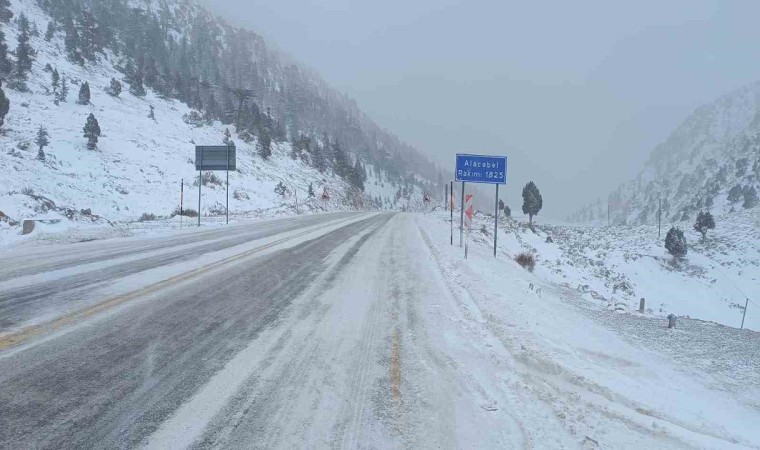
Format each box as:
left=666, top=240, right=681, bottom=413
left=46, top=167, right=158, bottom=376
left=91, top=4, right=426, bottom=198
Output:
left=460, top=207, right=760, bottom=332
left=414, top=211, right=759, bottom=448
left=0, top=0, right=426, bottom=247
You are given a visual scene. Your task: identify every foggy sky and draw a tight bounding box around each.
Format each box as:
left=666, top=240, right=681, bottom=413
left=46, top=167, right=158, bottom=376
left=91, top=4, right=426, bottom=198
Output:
left=197, top=0, right=760, bottom=218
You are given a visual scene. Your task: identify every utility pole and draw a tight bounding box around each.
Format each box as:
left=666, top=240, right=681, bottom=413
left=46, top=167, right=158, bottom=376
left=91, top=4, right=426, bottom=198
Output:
left=741, top=298, right=749, bottom=329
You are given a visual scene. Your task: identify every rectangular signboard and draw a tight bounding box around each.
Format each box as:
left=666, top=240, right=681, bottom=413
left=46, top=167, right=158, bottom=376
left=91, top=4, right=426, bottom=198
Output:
left=195, top=145, right=236, bottom=171
left=455, top=153, right=507, bottom=184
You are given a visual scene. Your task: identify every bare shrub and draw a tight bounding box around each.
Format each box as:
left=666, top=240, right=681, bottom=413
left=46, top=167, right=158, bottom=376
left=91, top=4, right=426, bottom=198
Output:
left=138, top=212, right=157, bottom=222
left=515, top=252, right=536, bottom=272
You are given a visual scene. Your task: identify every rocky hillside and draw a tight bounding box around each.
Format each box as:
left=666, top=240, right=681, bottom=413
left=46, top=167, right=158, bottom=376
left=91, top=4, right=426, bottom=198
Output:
left=570, top=81, right=760, bottom=225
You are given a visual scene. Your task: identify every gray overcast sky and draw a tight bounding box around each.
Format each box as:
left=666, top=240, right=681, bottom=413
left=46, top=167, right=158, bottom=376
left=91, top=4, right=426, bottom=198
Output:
left=197, top=0, right=760, bottom=218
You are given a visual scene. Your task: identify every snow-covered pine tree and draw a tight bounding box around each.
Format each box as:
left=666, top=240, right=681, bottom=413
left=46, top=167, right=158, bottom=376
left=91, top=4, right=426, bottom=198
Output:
left=83, top=113, right=101, bottom=150
left=308, top=182, right=315, bottom=198
left=0, top=0, right=12, bottom=23
left=0, top=30, right=11, bottom=76
left=59, top=76, right=68, bottom=102
left=665, top=227, right=687, bottom=258
left=129, top=70, right=146, bottom=97
left=148, top=105, right=156, bottom=121
left=35, top=126, right=50, bottom=161
left=64, top=14, right=83, bottom=65
left=77, top=82, right=90, bottom=105
left=257, top=127, right=272, bottom=159
left=45, top=21, right=55, bottom=41
left=744, top=187, right=758, bottom=209
left=106, top=78, right=121, bottom=97
left=522, top=181, right=543, bottom=227
left=0, top=80, right=9, bottom=128
left=223, top=128, right=232, bottom=145
left=727, top=184, right=743, bottom=202
left=51, top=69, right=59, bottom=95
left=274, top=181, right=286, bottom=196
left=14, top=13, right=35, bottom=82
left=693, top=210, right=715, bottom=241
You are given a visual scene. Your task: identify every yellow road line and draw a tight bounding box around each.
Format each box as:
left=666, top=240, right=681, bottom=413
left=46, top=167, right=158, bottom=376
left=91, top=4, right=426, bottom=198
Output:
left=0, top=215, right=367, bottom=351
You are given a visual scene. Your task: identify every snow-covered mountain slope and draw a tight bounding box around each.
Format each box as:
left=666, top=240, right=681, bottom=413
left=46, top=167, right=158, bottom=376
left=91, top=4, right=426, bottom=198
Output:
left=571, top=81, right=760, bottom=225
left=453, top=208, right=760, bottom=331
left=0, top=0, right=434, bottom=244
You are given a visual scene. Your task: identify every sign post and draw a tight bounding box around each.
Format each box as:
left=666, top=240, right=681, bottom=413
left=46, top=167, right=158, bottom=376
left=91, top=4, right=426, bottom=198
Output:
left=450, top=181, right=454, bottom=246
left=494, top=184, right=499, bottom=257
left=455, top=153, right=508, bottom=258
left=195, top=145, right=237, bottom=227
left=459, top=182, right=465, bottom=248
left=464, top=194, right=474, bottom=259
left=180, top=178, right=184, bottom=229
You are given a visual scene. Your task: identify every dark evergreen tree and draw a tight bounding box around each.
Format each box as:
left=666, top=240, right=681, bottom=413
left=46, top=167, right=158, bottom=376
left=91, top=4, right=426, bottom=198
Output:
left=727, top=184, right=743, bottom=202
left=312, top=143, right=326, bottom=173
left=14, top=13, right=35, bottom=80
left=308, top=182, right=315, bottom=198
left=79, top=10, right=100, bottom=61
left=35, top=126, right=50, bottom=161
left=744, top=186, right=758, bottom=209
left=148, top=105, right=156, bottom=121
left=257, top=127, right=272, bottom=159
left=0, top=30, right=10, bottom=76
left=522, top=181, right=543, bottom=227
left=59, top=76, right=69, bottom=102
left=83, top=113, right=101, bottom=150
left=77, top=81, right=90, bottom=104
left=51, top=69, right=60, bottom=94
left=665, top=227, right=687, bottom=258
left=223, top=128, right=232, bottom=145
left=0, top=80, right=8, bottom=129
left=0, top=0, right=12, bottom=23
left=64, top=15, right=83, bottom=65
left=129, top=70, right=146, bottom=96
left=274, top=181, right=286, bottom=196
left=693, top=210, right=715, bottom=241
left=504, top=204, right=512, bottom=217
left=45, top=21, right=55, bottom=41
left=332, top=141, right=349, bottom=178
left=106, top=78, right=121, bottom=97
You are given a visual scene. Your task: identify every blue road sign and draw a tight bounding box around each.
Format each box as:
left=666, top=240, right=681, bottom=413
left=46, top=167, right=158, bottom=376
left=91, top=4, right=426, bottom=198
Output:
left=455, top=154, right=507, bottom=184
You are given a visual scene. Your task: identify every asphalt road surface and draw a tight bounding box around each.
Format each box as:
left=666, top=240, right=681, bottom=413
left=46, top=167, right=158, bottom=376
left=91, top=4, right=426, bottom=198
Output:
left=1, top=212, right=494, bottom=449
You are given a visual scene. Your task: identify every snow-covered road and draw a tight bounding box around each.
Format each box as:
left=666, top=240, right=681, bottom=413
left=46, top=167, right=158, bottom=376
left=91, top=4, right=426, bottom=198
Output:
left=1, top=213, right=758, bottom=449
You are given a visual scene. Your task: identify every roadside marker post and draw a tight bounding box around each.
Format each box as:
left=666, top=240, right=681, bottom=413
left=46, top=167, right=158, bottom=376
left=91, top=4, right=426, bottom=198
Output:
left=459, top=182, right=465, bottom=248
left=455, top=153, right=508, bottom=258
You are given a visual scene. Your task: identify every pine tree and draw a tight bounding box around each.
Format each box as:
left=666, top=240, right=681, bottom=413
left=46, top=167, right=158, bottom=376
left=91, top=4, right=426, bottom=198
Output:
left=744, top=186, right=758, bottom=209
left=64, top=15, right=83, bottom=65
left=274, top=181, right=287, bottom=196
left=332, top=141, right=348, bottom=177
left=727, top=184, right=743, bottom=203
left=665, top=227, right=687, bottom=258
left=83, top=113, right=101, bottom=150
left=312, top=143, right=326, bottom=173
left=693, top=210, right=715, bottom=241
left=0, top=80, right=9, bottom=129
left=15, top=13, right=35, bottom=80
left=223, top=128, right=232, bottom=145
left=35, top=126, right=50, bottom=161
left=0, top=30, right=11, bottom=76
left=129, top=70, right=146, bottom=97
left=308, top=182, right=315, bottom=198
left=79, top=10, right=99, bottom=61
left=257, top=127, right=272, bottom=159
left=106, top=78, right=121, bottom=97
left=51, top=69, right=60, bottom=94
left=45, top=21, right=55, bottom=41
left=522, top=181, right=543, bottom=227
left=59, top=76, right=69, bottom=102
left=77, top=82, right=90, bottom=105
left=0, top=0, right=12, bottom=23
left=148, top=105, right=156, bottom=121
